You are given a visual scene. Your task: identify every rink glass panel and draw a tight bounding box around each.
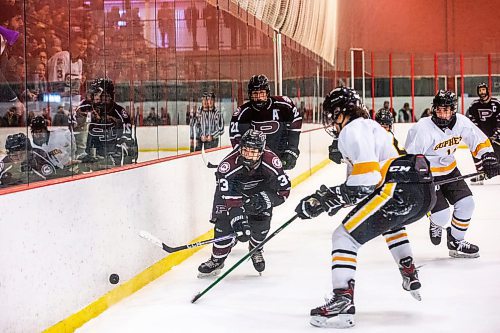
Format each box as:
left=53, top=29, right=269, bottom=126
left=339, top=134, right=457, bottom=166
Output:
left=0, top=1, right=498, bottom=186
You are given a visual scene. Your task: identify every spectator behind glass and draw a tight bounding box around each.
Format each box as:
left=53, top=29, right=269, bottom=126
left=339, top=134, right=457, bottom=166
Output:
left=1, top=106, right=20, bottom=126
left=0, top=2, right=24, bottom=119
left=52, top=105, right=69, bottom=126
left=47, top=32, right=88, bottom=111
left=157, top=2, right=175, bottom=49
left=398, top=102, right=411, bottom=123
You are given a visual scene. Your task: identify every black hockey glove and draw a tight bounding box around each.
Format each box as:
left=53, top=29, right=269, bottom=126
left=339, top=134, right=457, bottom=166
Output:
left=295, top=194, right=324, bottom=219
left=490, top=130, right=500, bottom=146
left=481, top=152, right=500, bottom=179
left=315, top=185, right=350, bottom=216
left=281, top=149, right=299, bottom=170
left=244, top=191, right=273, bottom=215
left=229, top=207, right=251, bottom=242
left=328, top=137, right=343, bottom=164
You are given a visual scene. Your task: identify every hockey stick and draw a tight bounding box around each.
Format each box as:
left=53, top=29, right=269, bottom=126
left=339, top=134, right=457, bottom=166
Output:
left=191, top=214, right=299, bottom=303
left=139, top=230, right=236, bottom=253
left=434, top=171, right=483, bottom=186
left=201, top=142, right=218, bottom=169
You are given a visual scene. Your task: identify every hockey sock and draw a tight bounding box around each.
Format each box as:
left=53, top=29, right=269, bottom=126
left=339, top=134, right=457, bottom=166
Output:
left=383, top=227, right=413, bottom=263
left=451, top=196, right=474, bottom=240
left=331, top=225, right=361, bottom=290
left=212, top=239, right=233, bottom=261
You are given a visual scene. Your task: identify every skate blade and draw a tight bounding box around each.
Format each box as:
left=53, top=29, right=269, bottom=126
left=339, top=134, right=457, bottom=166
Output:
left=310, top=314, right=355, bottom=328
left=449, top=250, right=480, bottom=258
left=409, top=290, right=422, bottom=301
left=197, top=269, right=222, bottom=279
left=470, top=181, right=484, bottom=185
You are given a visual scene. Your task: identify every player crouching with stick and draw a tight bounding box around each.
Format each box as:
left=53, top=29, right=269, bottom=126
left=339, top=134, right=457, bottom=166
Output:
left=197, top=129, right=291, bottom=277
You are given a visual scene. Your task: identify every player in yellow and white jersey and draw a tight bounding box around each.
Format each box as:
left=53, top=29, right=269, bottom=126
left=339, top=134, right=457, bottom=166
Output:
left=405, top=90, right=499, bottom=258
left=295, top=87, right=436, bottom=329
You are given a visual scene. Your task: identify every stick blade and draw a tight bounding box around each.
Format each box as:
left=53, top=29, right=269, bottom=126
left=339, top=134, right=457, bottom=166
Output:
left=139, top=230, right=163, bottom=248
left=191, top=292, right=202, bottom=303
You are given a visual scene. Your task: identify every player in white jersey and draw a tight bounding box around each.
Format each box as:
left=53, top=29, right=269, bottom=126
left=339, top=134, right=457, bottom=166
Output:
left=405, top=90, right=499, bottom=258
left=295, top=87, right=436, bottom=328
left=31, top=116, right=78, bottom=176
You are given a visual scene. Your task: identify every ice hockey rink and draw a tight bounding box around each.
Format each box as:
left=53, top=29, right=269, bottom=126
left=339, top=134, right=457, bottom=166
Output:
left=77, top=149, right=500, bottom=333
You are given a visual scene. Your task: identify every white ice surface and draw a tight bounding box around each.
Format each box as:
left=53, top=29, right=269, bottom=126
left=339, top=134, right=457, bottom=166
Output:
left=78, top=150, right=500, bottom=333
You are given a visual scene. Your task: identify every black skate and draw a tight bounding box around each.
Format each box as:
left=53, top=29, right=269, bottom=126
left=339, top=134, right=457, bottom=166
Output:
left=399, top=256, right=421, bottom=301
left=310, top=280, right=356, bottom=328
left=429, top=221, right=442, bottom=245
left=250, top=248, right=265, bottom=274
left=470, top=173, right=485, bottom=185
left=197, top=257, right=224, bottom=278
left=447, top=227, right=479, bottom=258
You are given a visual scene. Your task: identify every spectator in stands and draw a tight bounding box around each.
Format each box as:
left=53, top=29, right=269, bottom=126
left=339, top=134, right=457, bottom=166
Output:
left=398, top=102, right=411, bottom=123
left=52, top=105, right=68, bottom=126
left=47, top=32, right=88, bottom=110
left=158, top=2, right=176, bottom=49
left=38, top=50, right=48, bottom=67
left=203, top=4, right=218, bottom=50
left=420, top=108, right=431, bottom=119
left=144, top=107, right=159, bottom=126
left=1, top=106, right=19, bottom=126
left=41, top=107, right=52, bottom=126
left=184, top=2, right=199, bottom=50
left=160, top=107, right=171, bottom=125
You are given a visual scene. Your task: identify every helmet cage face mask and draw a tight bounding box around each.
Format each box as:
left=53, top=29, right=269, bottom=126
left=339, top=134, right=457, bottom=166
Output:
left=5, top=133, right=31, bottom=161
left=375, top=110, right=394, bottom=130
left=30, top=116, right=49, bottom=145
left=431, top=90, right=457, bottom=128
left=239, top=130, right=266, bottom=167
left=248, top=75, right=270, bottom=109
left=90, top=78, right=115, bottom=108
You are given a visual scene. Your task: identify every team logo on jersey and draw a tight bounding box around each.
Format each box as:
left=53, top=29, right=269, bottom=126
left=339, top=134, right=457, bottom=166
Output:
left=478, top=109, right=493, bottom=121
left=434, top=136, right=462, bottom=150
left=218, top=162, right=231, bottom=173
left=252, top=120, right=279, bottom=135
left=272, top=156, right=282, bottom=169
left=41, top=164, right=54, bottom=176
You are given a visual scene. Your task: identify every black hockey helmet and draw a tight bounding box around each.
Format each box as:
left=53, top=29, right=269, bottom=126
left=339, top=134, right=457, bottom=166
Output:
left=31, top=116, right=48, bottom=132
left=431, top=90, right=457, bottom=128
left=5, top=132, right=32, bottom=153
left=322, top=87, right=363, bottom=136
left=248, top=74, right=270, bottom=109
left=239, top=129, right=266, bottom=168
left=375, top=109, right=394, bottom=130
left=477, top=82, right=489, bottom=101
left=89, top=77, right=115, bottom=106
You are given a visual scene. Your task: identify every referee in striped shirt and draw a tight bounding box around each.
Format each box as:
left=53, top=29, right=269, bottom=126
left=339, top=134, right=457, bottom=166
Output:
left=190, top=92, right=225, bottom=151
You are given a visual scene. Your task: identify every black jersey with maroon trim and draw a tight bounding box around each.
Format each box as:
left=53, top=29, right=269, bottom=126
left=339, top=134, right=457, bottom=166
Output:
left=80, top=102, right=133, bottom=156
left=215, top=147, right=291, bottom=210
left=466, top=97, right=500, bottom=137
left=229, top=96, right=302, bottom=156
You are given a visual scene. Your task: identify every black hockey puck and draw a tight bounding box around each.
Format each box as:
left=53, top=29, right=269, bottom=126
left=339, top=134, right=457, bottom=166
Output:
left=109, top=273, right=119, bottom=284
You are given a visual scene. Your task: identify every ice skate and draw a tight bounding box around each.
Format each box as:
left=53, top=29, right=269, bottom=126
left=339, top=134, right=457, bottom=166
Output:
left=310, top=280, right=356, bottom=328
left=399, top=257, right=422, bottom=301
left=429, top=221, right=442, bottom=245
left=447, top=227, right=479, bottom=258
left=197, top=257, right=225, bottom=278
left=250, top=247, right=265, bottom=275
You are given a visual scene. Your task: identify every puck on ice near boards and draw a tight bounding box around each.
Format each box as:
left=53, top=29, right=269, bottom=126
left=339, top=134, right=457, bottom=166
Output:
left=109, top=273, right=119, bottom=284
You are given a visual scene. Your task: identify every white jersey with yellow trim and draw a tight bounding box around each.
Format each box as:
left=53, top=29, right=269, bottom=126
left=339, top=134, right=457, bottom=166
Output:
left=404, top=113, right=493, bottom=177
left=338, top=118, right=400, bottom=187
left=33, top=129, right=76, bottom=169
